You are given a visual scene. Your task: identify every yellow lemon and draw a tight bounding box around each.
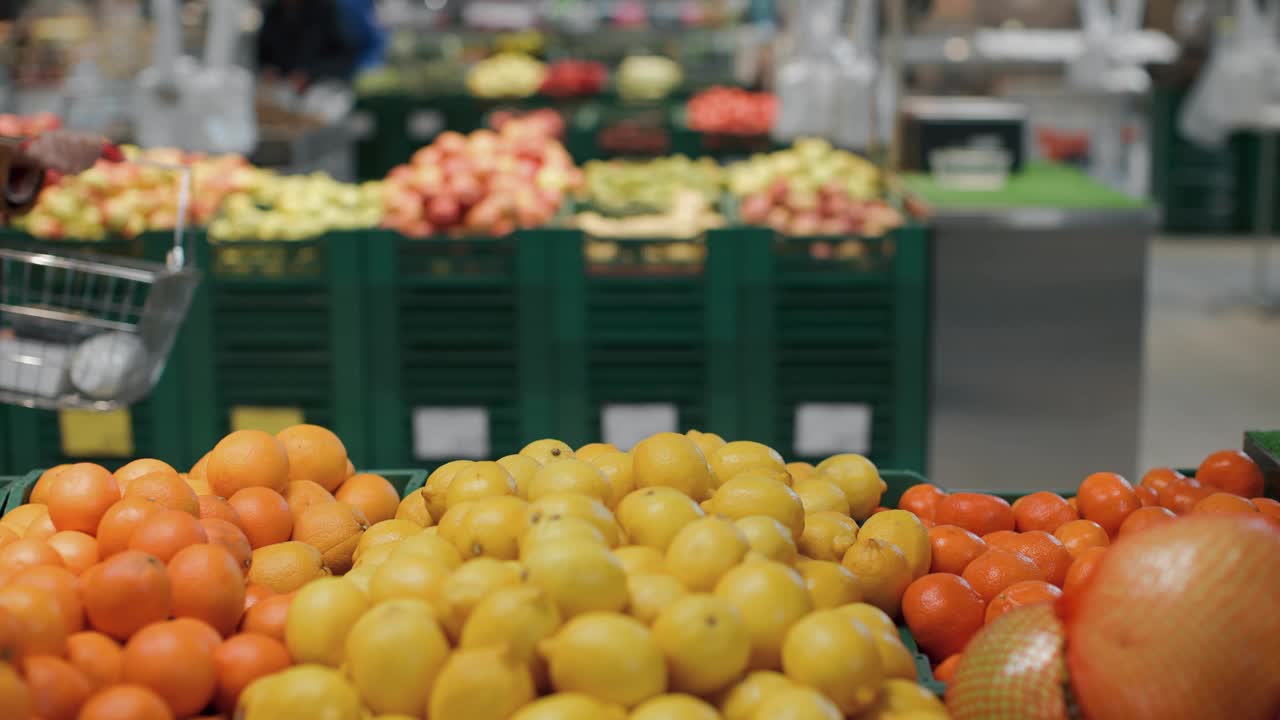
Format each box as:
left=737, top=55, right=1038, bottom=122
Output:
left=614, top=545, right=667, bottom=575
left=616, top=487, right=705, bottom=551
left=735, top=516, right=798, bottom=564
left=653, top=594, right=751, bottom=695
left=708, top=441, right=789, bottom=486
left=797, top=511, right=859, bottom=562
left=861, top=678, right=946, bottom=716
left=391, top=531, right=464, bottom=569
left=520, top=516, right=607, bottom=558
left=717, top=671, right=793, bottom=720
left=511, top=693, right=628, bottom=720
left=528, top=493, right=621, bottom=547
left=626, top=573, right=688, bottom=625
left=369, top=555, right=452, bottom=607
left=237, top=664, right=364, bottom=720
left=248, top=541, right=328, bottom=593
left=394, top=492, right=434, bottom=527
left=575, top=442, right=620, bottom=462
left=521, top=438, right=576, bottom=465
left=630, top=694, right=720, bottom=720
left=714, top=561, right=812, bottom=671
left=785, top=462, right=816, bottom=482
left=870, top=630, right=920, bottom=681
left=284, top=577, right=369, bottom=666
left=631, top=432, right=713, bottom=500
left=588, top=451, right=636, bottom=509
left=750, top=686, right=842, bottom=720
left=436, top=557, right=526, bottom=640
left=421, top=460, right=473, bottom=520
left=498, top=454, right=542, bottom=499
left=528, top=459, right=611, bottom=503
left=792, top=478, right=851, bottom=515
left=354, top=519, right=423, bottom=564
left=793, top=558, right=862, bottom=609
left=685, top=429, right=727, bottom=461
left=841, top=539, right=913, bottom=618
left=344, top=599, right=450, bottom=715
left=857, top=510, right=931, bottom=579
left=702, top=474, right=805, bottom=541
left=445, top=461, right=517, bottom=508
left=429, top=645, right=535, bottom=720
left=524, top=541, right=628, bottom=618
left=665, top=517, right=749, bottom=591
left=461, top=584, right=562, bottom=662
left=435, top=501, right=475, bottom=547
left=352, top=541, right=397, bottom=570
left=813, top=454, right=885, bottom=520
left=782, top=609, right=883, bottom=715
left=539, top=612, right=667, bottom=707
left=450, top=495, right=529, bottom=560
left=833, top=603, right=898, bottom=637
left=370, top=715, right=418, bottom=720
left=344, top=563, right=378, bottom=594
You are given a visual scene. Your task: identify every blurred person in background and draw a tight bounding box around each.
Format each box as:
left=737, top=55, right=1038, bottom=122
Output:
left=336, top=0, right=388, bottom=73
left=0, top=131, right=105, bottom=222
left=256, top=0, right=359, bottom=90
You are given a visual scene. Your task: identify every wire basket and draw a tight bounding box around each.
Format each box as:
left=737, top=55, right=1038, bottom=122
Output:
left=0, top=165, right=199, bottom=410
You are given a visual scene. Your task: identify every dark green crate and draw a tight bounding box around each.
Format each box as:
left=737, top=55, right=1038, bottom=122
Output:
left=0, top=473, right=22, bottom=514
left=0, top=232, right=191, bottom=473
left=184, top=232, right=371, bottom=466
left=2, top=469, right=45, bottom=514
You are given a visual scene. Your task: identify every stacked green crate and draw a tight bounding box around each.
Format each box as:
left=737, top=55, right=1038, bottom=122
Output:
left=184, top=232, right=371, bottom=465
left=1150, top=88, right=1244, bottom=235
left=364, top=230, right=563, bottom=468
left=0, top=231, right=190, bottom=473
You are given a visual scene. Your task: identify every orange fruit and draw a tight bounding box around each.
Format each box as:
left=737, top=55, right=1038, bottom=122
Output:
left=208, top=430, right=291, bottom=497
left=961, top=548, right=1044, bottom=604
left=168, top=543, right=246, bottom=637
left=282, top=480, right=335, bottom=522
left=196, top=495, right=242, bottom=526
left=1052, top=519, right=1110, bottom=559
left=335, top=473, right=400, bottom=524
left=169, top=617, right=221, bottom=654
left=934, top=493, right=1015, bottom=538
left=199, top=518, right=252, bottom=574
left=46, top=531, right=99, bottom=575
left=1139, top=467, right=1183, bottom=494
left=77, top=684, right=173, bottom=720
left=96, top=497, right=162, bottom=559
left=114, top=459, right=179, bottom=491
left=211, top=633, right=291, bottom=712
left=984, top=580, right=1062, bottom=625
left=1135, top=486, right=1159, bottom=507
left=986, top=531, right=1073, bottom=587
left=46, top=463, right=120, bottom=534
left=1061, top=545, right=1107, bottom=597
left=25, top=654, right=92, bottom=720
left=128, top=509, right=208, bottom=563
left=1253, top=497, right=1280, bottom=520
left=1, top=503, right=49, bottom=536
left=242, top=584, right=273, bottom=614
left=897, top=484, right=947, bottom=523
left=0, top=526, right=17, bottom=550
left=934, top=654, right=961, bottom=683
left=82, top=551, right=171, bottom=641
left=23, top=509, right=57, bottom=540
left=124, top=473, right=199, bottom=517
left=1076, top=472, right=1140, bottom=537
left=66, top=631, right=124, bottom=690
left=1169, top=480, right=1214, bottom=515
left=0, top=538, right=64, bottom=579
left=1192, top=492, right=1258, bottom=515
left=1117, top=506, right=1177, bottom=537
left=0, top=583, right=67, bottom=657
left=227, top=488, right=293, bottom=549
left=1011, top=492, right=1078, bottom=534
left=30, top=464, right=71, bottom=504
left=0, top=605, right=20, bottom=662
left=12, top=565, right=83, bottom=633
left=901, top=572, right=986, bottom=661
left=927, top=525, right=987, bottom=575
left=122, top=620, right=217, bottom=717
left=981, top=530, right=1018, bottom=546
left=292, top=501, right=369, bottom=574
left=1197, top=449, right=1265, bottom=498
left=276, top=424, right=349, bottom=492
left=239, top=592, right=293, bottom=643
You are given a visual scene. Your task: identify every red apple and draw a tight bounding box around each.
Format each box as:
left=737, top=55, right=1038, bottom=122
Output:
left=740, top=193, right=771, bottom=224
left=426, top=195, right=461, bottom=228
left=449, top=173, right=484, bottom=207
left=435, top=131, right=467, bottom=156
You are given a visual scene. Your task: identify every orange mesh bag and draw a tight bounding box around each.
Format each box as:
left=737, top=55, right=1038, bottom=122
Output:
left=945, top=603, right=1069, bottom=720
left=1064, top=515, right=1280, bottom=720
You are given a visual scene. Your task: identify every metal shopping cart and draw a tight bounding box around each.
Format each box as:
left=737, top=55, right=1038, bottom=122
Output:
left=0, top=164, right=199, bottom=410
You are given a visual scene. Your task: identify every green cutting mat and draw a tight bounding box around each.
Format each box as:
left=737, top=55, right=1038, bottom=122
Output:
left=902, top=161, right=1146, bottom=210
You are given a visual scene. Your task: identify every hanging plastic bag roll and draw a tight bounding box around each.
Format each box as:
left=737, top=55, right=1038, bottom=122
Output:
left=1179, top=0, right=1270, bottom=147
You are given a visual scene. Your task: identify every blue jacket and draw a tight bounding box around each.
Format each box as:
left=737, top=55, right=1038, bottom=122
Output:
left=335, top=0, right=388, bottom=71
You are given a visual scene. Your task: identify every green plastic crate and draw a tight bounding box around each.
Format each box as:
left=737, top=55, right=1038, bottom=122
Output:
left=0, top=231, right=192, bottom=473
left=2, top=469, right=45, bottom=514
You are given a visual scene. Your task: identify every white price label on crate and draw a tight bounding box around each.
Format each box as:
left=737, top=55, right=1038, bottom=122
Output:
left=413, top=407, right=489, bottom=459
left=407, top=111, right=445, bottom=140
left=348, top=111, right=375, bottom=140
left=794, top=403, right=872, bottom=457
left=602, top=403, right=678, bottom=451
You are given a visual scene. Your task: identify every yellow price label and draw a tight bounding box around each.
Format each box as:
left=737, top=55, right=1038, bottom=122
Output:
left=59, top=409, right=134, bottom=458
left=230, top=406, right=305, bottom=435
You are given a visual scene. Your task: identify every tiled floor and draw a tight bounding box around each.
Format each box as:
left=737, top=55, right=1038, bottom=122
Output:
left=1139, top=238, right=1280, bottom=471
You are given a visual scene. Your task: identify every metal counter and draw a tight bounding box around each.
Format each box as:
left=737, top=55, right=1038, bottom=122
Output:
left=927, top=205, right=1156, bottom=491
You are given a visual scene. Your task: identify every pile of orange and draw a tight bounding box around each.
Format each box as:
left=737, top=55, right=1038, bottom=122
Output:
left=0, top=425, right=403, bottom=719
left=895, top=448, right=1276, bottom=681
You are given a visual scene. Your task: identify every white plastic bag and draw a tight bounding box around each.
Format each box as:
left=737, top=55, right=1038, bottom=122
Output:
left=1179, top=0, right=1270, bottom=147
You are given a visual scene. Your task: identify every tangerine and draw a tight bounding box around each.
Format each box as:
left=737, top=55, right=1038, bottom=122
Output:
left=1139, top=467, right=1183, bottom=495
left=168, top=543, right=246, bottom=636
left=897, top=484, right=947, bottom=523
left=1193, top=493, right=1259, bottom=515
left=1052, top=519, right=1110, bottom=558
left=961, top=548, right=1044, bottom=604
left=211, top=633, right=291, bottom=712
left=901, top=573, right=986, bottom=661
left=46, top=464, right=120, bottom=534
left=196, top=495, right=242, bottom=526
left=986, top=531, right=1073, bottom=587
left=199, top=518, right=252, bottom=573
left=0, top=583, right=67, bottom=657
left=77, top=684, right=174, bottom=720
left=984, top=580, right=1062, bottom=625
left=11, top=565, right=83, bottom=633
left=46, top=531, right=99, bottom=575
left=1076, top=472, right=1140, bottom=537
left=239, top=592, right=293, bottom=643
left=1011, top=492, right=1078, bottom=534
left=1117, top=506, right=1177, bottom=537
left=96, top=498, right=161, bottom=558
left=124, top=473, right=199, bottom=517
left=933, top=493, right=1015, bottom=537
left=926, top=525, right=987, bottom=576
left=66, top=631, right=123, bottom=690
left=114, top=460, right=178, bottom=491
left=121, top=620, right=217, bottom=718
left=1061, top=546, right=1107, bottom=597
left=128, top=510, right=208, bottom=563
left=25, top=654, right=92, bottom=720
left=1197, top=450, right=1265, bottom=498
left=934, top=654, right=961, bottom=683
left=227, top=488, right=293, bottom=549
left=82, top=551, right=171, bottom=641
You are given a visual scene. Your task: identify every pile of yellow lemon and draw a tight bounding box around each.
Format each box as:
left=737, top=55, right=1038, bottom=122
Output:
left=240, top=430, right=945, bottom=720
